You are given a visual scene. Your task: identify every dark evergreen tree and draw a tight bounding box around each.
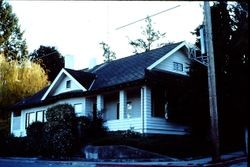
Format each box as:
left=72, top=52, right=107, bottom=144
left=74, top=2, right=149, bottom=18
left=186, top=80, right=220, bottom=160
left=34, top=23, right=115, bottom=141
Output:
left=193, top=2, right=248, bottom=151
left=0, top=0, right=28, bottom=60
left=29, top=45, right=65, bottom=82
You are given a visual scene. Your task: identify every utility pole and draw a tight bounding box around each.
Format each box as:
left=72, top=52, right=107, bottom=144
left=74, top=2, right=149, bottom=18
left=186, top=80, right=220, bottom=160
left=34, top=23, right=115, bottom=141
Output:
left=204, top=2, right=220, bottom=162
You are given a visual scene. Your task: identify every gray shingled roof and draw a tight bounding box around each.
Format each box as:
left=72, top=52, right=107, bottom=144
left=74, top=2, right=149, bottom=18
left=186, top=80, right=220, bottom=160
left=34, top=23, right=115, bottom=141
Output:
left=88, top=42, right=182, bottom=90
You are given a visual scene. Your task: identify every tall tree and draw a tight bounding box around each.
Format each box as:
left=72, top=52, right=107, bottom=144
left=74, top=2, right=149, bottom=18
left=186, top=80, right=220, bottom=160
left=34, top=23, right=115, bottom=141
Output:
left=0, top=0, right=28, bottom=60
left=0, top=54, right=49, bottom=107
left=193, top=2, right=248, bottom=150
left=0, top=53, right=48, bottom=135
left=29, top=45, right=65, bottom=82
left=99, top=42, right=116, bottom=62
left=128, top=16, right=166, bottom=54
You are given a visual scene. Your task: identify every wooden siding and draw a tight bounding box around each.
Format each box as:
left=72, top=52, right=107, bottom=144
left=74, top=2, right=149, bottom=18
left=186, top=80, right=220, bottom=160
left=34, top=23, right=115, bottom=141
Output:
left=145, top=117, right=189, bottom=135
left=141, top=86, right=152, bottom=134
left=52, top=74, right=82, bottom=96
left=142, top=85, right=189, bottom=135
left=11, top=112, right=22, bottom=136
left=11, top=97, right=86, bottom=137
left=104, top=93, right=119, bottom=121
left=12, top=86, right=190, bottom=137
left=126, top=96, right=141, bottom=118
left=105, top=118, right=143, bottom=133
left=85, top=97, right=95, bottom=115
left=154, top=50, right=190, bottom=76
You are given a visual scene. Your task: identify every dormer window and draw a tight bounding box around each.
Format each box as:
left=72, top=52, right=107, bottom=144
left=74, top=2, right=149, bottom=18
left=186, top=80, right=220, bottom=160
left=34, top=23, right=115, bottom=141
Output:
left=66, top=80, right=71, bottom=88
left=173, top=62, right=183, bottom=72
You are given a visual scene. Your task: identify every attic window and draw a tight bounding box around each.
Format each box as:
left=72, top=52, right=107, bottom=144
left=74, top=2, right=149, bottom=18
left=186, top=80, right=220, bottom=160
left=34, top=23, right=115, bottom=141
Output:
left=66, top=80, right=71, bottom=88
left=173, top=62, right=183, bottom=72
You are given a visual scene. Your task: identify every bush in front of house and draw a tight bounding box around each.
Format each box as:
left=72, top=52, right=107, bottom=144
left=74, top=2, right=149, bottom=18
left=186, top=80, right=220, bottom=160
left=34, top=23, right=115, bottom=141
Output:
left=43, top=104, right=78, bottom=158
left=77, top=114, right=108, bottom=146
left=26, top=121, right=45, bottom=155
left=0, top=134, right=29, bottom=156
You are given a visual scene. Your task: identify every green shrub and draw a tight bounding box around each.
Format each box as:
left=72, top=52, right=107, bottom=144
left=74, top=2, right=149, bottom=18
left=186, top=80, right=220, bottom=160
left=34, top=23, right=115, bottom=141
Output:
left=43, top=104, right=77, bottom=158
left=1, top=135, right=29, bottom=156
left=77, top=114, right=108, bottom=146
left=26, top=121, right=45, bottom=155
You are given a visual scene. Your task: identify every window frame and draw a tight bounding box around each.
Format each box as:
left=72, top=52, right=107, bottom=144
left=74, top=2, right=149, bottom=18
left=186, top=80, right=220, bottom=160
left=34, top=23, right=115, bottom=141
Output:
left=66, top=80, right=71, bottom=89
left=25, top=112, right=36, bottom=128
left=173, top=62, right=183, bottom=72
left=25, top=110, right=45, bottom=128
left=36, top=110, right=45, bottom=122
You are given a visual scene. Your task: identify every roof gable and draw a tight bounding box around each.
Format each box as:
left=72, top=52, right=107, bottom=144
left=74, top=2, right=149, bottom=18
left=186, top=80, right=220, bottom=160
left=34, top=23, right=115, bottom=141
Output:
left=147, top=41, right=189, bottom=70
left=41, top=69, right=95, bottom=100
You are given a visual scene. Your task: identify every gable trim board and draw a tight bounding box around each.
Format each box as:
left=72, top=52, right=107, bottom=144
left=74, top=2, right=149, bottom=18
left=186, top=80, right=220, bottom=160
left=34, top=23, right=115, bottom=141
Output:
left=41, top=68, right=87, bottom=100
left=147, top=41, right=189, bottom=70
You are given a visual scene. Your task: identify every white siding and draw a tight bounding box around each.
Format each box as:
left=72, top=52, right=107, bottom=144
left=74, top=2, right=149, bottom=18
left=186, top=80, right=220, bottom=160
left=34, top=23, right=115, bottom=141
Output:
left=145, top=118, right=189, bottom=135
left=52, top=74, right=82, bottom=96
left=154, top=50, right=190, bottom=76
left=105, top=118, right=142, bottom=133
left=12, top=87, right=190, bottom=137
left=104, top=95, right=119, bottom=121
left=85, top=97, right=95, bottom=116
left=11, top=97, right=86, bottom=137
left=141, top=86, right=152, bottom=134
left=126, top=96, right=141, bottom=118
left=141, top=85, right=189, bottom=135
left=11, top=112, right=22, bottom=137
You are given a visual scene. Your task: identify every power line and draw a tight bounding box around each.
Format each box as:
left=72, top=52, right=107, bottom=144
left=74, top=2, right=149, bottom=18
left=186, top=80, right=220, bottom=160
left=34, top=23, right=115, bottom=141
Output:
left=38, top=51, right=58, bottom=59
left=115, top=5, right=181, bottom=30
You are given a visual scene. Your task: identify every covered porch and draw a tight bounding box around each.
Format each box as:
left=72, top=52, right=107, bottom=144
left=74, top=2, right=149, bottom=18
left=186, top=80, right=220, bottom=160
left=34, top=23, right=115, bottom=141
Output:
left=90, top=85, right=189, bottom=135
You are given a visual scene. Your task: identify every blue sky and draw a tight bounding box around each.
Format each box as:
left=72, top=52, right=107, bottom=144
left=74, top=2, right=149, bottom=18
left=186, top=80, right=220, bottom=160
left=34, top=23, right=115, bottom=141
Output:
left=9, top=1, right=203, bottom=69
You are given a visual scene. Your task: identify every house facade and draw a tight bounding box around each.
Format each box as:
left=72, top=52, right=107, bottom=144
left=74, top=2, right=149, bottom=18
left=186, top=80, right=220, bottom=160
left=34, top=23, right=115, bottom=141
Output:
left=11, top=41, right=193, bottom=137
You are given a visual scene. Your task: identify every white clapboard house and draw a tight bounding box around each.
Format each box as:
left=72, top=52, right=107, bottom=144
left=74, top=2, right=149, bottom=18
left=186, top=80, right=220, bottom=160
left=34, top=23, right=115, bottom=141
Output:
left=11, top=41, right=194, bottom=137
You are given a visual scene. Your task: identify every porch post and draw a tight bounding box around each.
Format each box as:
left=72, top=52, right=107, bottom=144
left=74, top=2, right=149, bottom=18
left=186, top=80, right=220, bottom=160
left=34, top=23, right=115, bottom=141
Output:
left=10, top=112, right=14, bottom=135
left=141, top=86, right=151, bottom=134
left=97, top=95, right=104, bottom=112
left=119, top=90, right=127, bottom=119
